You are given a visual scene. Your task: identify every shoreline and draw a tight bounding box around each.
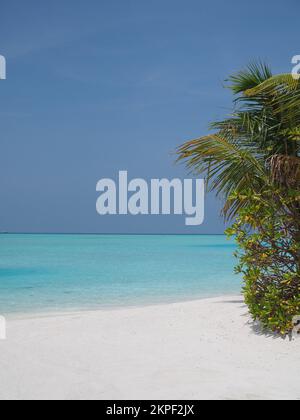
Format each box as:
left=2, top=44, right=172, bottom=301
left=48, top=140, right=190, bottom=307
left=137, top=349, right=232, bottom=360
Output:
left=0, top=295, right=299, bottom=400
left=3, top=292, right=240, bottom=320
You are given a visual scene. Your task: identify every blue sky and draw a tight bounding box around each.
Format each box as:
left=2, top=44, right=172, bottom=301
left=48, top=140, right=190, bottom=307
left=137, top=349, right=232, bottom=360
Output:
left=0, top=0, right=299, bottom=234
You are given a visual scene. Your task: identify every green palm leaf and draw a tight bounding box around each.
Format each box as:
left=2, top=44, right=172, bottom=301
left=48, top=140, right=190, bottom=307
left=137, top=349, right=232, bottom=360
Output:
left=177, top=134, right=266, bottom=217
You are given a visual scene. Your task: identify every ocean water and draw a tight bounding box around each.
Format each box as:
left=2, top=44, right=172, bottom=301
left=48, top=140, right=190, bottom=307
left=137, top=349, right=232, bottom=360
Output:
left=0, top=234, right=241, bottom=315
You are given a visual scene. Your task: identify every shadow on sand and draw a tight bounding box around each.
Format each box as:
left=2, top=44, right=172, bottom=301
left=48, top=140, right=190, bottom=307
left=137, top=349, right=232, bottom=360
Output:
left=218, top=298, right=292, bottom=341
left=248, top=320, right=289, bottom=340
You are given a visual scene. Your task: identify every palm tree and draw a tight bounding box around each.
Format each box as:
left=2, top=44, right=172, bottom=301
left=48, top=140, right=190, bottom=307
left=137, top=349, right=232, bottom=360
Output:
left=177, top=63, right=300, bottom=219
left=177, top=64, right=300, bottom=334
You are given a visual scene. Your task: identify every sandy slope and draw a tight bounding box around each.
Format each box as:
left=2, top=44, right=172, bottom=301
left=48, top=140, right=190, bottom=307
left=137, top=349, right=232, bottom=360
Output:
left=0, top=296, right=299, bottom=400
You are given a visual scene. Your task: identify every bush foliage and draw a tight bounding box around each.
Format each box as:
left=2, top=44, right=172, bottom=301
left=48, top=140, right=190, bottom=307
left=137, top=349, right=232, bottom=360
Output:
left=227, top=188, right=300, bottom=335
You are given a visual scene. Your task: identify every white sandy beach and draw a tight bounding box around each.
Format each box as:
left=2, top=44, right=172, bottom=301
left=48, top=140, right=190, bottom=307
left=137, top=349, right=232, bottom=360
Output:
left=0, top=295, right=299, bottom=400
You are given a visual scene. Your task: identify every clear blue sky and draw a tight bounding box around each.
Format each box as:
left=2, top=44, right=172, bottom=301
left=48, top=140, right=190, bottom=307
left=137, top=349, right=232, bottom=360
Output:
left=0, top=0, right=299, bottom=234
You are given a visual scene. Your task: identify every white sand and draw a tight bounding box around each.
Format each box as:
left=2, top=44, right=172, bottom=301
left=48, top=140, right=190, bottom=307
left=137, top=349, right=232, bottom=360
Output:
left=0, top=295, right=299, bottom=400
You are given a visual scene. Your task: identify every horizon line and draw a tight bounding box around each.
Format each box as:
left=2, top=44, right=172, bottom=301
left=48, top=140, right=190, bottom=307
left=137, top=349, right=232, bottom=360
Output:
left=0, top=232, right=226, bottom=236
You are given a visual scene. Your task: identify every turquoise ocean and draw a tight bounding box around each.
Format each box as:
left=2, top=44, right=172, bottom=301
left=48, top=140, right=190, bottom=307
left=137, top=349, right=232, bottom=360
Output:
left=0, top=234, right=241, bottom=315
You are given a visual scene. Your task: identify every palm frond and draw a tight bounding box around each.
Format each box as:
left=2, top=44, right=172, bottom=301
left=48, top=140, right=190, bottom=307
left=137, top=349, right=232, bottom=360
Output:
left=245, top=75, right=300, bottom=127
left=177, top=134, right=266, bottom=217
left=245, top=74, right=299, bottom=97
left=227, top=62, right=272, bottom=95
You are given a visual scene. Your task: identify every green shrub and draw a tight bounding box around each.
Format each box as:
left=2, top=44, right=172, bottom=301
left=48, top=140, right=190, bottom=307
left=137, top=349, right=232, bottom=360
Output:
left=227, top=188, right=300, bottom=336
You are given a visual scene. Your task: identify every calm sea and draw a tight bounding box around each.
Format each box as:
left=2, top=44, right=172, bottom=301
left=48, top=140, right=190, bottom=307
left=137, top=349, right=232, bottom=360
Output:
left=0, top=234, right=241, bottom=315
